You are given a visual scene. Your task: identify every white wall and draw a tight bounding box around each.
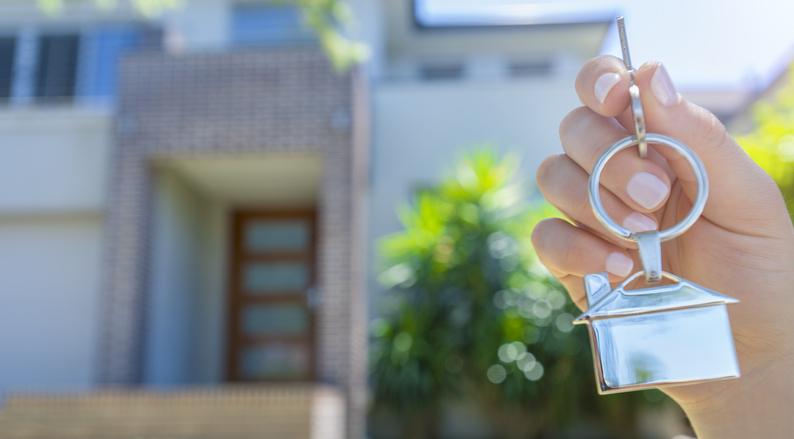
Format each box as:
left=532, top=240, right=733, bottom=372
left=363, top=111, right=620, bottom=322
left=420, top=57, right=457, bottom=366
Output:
left=0, top=109, right=111, bottom=214
left=161, top=0, right=231, bottom=50
left=368, top=76, right=582, bottom=313
left=0, top=214, right=103, bottom=397
left=0, top=108, right=110, bottom=397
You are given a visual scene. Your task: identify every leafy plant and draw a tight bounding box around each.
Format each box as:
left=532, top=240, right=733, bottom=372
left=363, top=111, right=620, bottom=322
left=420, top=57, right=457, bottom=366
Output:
left=734, top=67, right=794, bottom=217
left=370, top=148, right=659, bottom=439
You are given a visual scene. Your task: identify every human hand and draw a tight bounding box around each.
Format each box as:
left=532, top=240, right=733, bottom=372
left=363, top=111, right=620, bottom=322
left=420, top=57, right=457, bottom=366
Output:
left=531, top=56, right=794, bottom=438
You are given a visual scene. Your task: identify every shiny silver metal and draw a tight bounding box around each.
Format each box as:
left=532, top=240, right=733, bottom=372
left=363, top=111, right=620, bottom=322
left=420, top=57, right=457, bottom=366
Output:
left=617, top=17, right=633, bottom=75
left=617, top=17, right=648, bottom=158
left=629, top=85, right=648, bottom=158
left=580, top=16, right=740, bottom=397
left=575, top=272, right=740, bottom=394
left=588, top=133, right=709, bottom=242
left=635, top=232, right=662, bottom=283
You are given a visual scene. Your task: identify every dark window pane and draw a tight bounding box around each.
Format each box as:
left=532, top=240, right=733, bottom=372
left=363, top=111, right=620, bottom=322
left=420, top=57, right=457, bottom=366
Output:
left=420, top=63, right=464, bottom=81
left=509, top=61, right=552, bottom=78
left=36, top=35, right=80, bottom=101
left=0, top=37, right=14, bottom=99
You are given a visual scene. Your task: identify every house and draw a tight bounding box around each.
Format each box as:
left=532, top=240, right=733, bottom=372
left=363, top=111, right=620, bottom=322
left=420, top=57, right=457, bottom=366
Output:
left=574, top=272, right=740, bottom=394
left=0, top=0, right=612, bottom=437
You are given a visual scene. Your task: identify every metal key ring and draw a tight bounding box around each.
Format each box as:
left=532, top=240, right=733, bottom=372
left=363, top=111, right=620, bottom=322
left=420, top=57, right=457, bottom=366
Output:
left=588, top=133, right=709, bottom=242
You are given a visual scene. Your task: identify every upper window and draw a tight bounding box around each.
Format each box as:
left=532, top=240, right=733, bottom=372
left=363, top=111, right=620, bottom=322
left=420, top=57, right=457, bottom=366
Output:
left=232, top=3, right=315, bottom=46
left=0, top=26, right=145, bottom=106
left=414, top=0, right=616, bottom=28
left=35, top=34, right=80, bottom=101
left=420, top=63, right=464, bottom=81
left=76, top=26, right=143, bottom=104
left=0, top=37, right=14, bottom=100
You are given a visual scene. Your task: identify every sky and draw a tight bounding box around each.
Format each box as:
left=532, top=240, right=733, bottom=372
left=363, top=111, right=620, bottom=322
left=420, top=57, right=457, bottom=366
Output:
left=416, top=0, right=794, bottom=92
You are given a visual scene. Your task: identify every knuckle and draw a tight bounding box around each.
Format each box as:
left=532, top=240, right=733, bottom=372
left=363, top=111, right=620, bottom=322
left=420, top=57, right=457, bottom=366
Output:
left=535, top=154, right=561, bottom=191
left=530, top=218, right=554, bottom=250
left=531, top=218, right=564, bottom=264
left=561, top=238, right=585, bottom=270
left=559, top=106, right=592, bottom=141
left=691, top=104, right=728, bottom=148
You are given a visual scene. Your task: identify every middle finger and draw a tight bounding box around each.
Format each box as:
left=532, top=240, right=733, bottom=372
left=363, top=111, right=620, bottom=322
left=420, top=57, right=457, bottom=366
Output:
left=559, top=106, right=673, bottom=214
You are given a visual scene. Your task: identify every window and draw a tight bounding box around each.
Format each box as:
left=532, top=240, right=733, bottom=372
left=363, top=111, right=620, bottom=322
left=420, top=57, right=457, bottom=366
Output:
left=0, top=26, right=147, bottom=105
left=0, top=37, right=14, bottom=99
left=76, top=26, right=142, bottom=104
left=509, top=60, right=552, bottom=78
left=232, top=3, right=315, bottom=46
left=420, top=63, right=464, bottom=81
left=35, top=34, right=80, bottom=101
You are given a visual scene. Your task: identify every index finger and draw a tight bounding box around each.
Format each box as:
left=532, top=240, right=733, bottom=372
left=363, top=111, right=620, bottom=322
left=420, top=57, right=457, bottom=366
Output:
left=575, top=56, right=632, bottom=118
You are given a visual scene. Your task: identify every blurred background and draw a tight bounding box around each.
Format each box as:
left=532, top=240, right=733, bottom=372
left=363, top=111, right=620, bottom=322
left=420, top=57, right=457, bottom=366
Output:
left=0, top=0, right=793, bottom=438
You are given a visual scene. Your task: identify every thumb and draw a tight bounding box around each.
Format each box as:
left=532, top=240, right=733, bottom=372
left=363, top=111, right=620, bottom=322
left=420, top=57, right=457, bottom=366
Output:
left=629, top=61, right=786, bottom=234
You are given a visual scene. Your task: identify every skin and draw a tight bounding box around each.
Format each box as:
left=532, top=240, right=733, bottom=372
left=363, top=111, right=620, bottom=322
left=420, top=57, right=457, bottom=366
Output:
left=532, top=56, right=794, bottom=438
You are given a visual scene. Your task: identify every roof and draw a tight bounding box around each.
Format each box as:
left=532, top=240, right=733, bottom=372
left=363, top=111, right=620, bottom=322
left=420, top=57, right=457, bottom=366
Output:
left=574, top=276, right=739, bottom=323
left=413, top=1, right=616, bottom=28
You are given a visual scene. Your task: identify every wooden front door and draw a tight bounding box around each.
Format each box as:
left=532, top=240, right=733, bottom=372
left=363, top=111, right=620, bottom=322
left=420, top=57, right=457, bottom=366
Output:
left=226, top=210, right=316, bottom=381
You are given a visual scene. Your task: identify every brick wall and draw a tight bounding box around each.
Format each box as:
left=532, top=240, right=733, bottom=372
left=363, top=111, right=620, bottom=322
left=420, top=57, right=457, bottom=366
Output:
left=97, top=48, right=366, bottom=438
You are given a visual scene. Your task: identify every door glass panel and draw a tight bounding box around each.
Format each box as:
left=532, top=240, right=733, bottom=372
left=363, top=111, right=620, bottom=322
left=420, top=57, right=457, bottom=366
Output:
left=242, top=304, right=308, bottom=336
left=243, top=262, right=308, bottom=293
left=240, top=342, right=308, bottom=379
left=244, top=220, right=309, bottom=252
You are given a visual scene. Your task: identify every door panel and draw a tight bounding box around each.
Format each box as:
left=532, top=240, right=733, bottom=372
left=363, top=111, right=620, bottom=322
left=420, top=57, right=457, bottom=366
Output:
left=227, top=211, right=315, bottom=381
left=243, top=219, right=310, bottom=252
left=238, top=341, right=309, bottom=380
left=241, top=304, right=308, bottom=336
left=242, top=261, right=309, bottom=294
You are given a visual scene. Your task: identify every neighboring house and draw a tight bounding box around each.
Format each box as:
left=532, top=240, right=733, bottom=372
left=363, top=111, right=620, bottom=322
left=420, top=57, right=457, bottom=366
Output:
left=0, top=0, right=611, bottom=437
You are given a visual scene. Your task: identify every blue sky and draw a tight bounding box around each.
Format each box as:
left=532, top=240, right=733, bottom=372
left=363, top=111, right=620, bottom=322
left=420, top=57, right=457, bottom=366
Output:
left=417, top=0, right=794, bottom=92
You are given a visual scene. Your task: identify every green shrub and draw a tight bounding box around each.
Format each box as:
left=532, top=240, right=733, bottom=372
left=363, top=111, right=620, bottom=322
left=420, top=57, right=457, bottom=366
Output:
left=370, top=148, right=659, bottom=438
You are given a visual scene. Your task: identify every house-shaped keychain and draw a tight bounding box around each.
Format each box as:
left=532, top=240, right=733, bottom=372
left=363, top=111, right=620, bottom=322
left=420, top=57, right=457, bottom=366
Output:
left=576, top=17, right=742, bottom=396
left=573, top=272, right=741, bottom=394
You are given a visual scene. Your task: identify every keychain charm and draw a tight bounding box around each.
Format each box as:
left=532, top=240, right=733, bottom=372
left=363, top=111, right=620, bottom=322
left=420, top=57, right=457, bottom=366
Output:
left=573, top=17, right=741, bottom=395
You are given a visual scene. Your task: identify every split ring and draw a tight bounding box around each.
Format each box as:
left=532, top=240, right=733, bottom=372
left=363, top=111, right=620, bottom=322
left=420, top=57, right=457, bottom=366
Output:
left=588, top=133, right=709, bottom=242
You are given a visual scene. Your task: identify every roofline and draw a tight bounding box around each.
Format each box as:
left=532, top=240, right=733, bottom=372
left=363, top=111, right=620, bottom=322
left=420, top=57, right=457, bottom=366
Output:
left=573, top=300, right=738, bottom=324
left=412, top=0, right=617, bottom=31
left=574, top=276, right=739, bottom=322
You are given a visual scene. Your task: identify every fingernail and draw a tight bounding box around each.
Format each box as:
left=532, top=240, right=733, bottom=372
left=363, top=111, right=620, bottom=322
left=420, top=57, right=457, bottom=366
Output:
left=651, top=64, right=678, bottom=107
left=622, top=211, right=658, bottom=233
left=594, top=72, right=621, bottom=104
left=606, top=252, right=633, bottom=278
left=626, top=172, right=669, bottom=210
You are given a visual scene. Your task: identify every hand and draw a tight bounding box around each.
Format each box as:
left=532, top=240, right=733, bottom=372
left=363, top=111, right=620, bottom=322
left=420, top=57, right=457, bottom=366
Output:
left=531, top=56, right=794, bottom=438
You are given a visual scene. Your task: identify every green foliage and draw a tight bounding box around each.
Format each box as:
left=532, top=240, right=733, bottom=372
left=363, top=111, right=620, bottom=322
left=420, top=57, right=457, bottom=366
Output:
left=371, top=148, right=657, bottom=437
left=293, top=0, right=369, bottom=72
left=38, top=0, right=182, bottom=16
left=36, top=0, right=368, bottom=72
left=735, top=68, right=794, bottom=216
